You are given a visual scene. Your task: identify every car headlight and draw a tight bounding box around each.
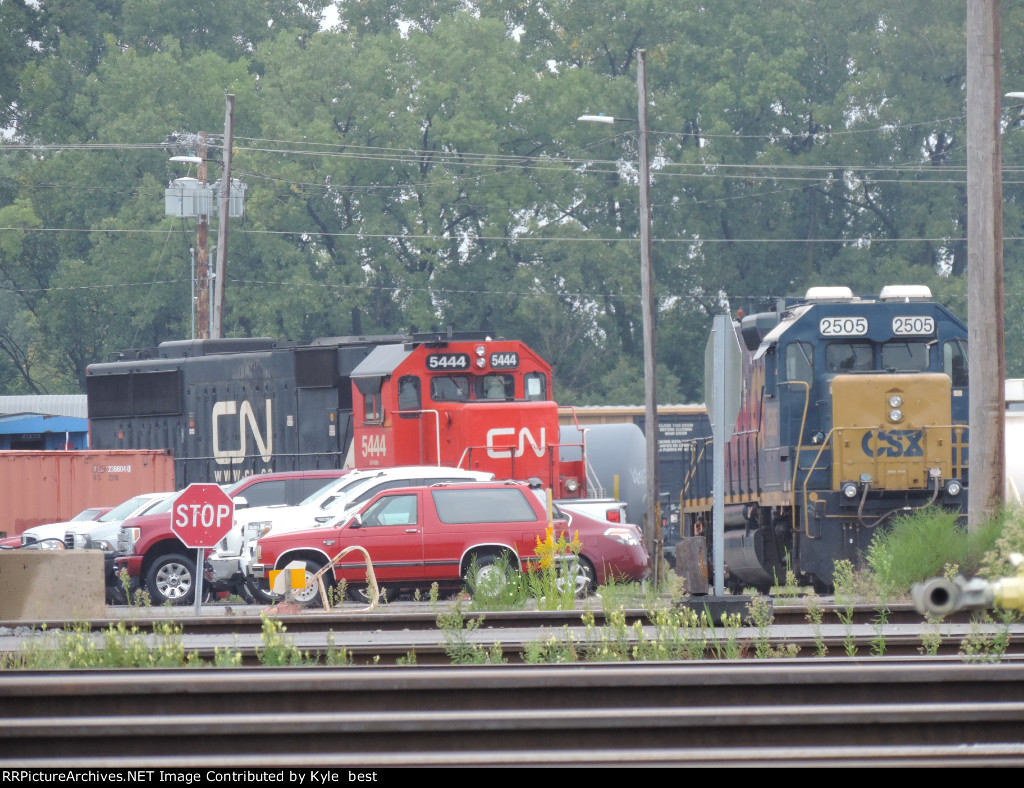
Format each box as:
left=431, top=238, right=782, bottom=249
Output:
left=604, top=526, right=641, bottom=547
left=245, top=521, right=274, bottom=540
left=37, top=539, right=64, bottom=550
left=118, top=528, right=140, bottom=555
left=93, top=539, right=114, bottom=552
left=73, top=533, right=89, bottom=549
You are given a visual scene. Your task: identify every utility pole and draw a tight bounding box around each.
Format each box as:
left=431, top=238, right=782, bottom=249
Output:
left=966, top=0, right=1005, bottom=529
left=213, top=94, right=235, bottom=339
left=195, top=132, right=210, bottom=340
left=636, top=50, right=660, bottom=584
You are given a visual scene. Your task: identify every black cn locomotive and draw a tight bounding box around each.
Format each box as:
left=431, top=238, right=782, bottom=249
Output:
left=680, top=285, right=969, bottom=590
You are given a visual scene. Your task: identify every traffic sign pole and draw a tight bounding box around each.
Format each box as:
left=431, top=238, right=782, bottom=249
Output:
left=169, top=484, right=235, bottom=614
left=194, top=547, right=204, bottom=616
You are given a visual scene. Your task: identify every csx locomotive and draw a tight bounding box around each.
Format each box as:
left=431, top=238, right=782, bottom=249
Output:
left=680, top=285, right=969, bottom=590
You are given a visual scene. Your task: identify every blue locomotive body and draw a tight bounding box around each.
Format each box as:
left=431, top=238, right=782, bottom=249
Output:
left=681, top=286, right=969, bottom=589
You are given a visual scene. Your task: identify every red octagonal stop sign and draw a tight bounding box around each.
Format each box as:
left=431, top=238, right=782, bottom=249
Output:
left=170, top=483, right=235, bottom=549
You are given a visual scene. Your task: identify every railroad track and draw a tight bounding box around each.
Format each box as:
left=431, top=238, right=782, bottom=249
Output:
left=3, top=660, right=1024, bottom=766
left=2, top=601, right=1022, bottom=664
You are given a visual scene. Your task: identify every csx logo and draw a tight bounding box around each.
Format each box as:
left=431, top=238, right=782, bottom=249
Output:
left=860, top=429, right=924, bottom=458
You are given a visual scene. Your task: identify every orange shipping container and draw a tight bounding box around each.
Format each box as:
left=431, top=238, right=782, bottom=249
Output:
left=0, top=450, right=175, bottom=538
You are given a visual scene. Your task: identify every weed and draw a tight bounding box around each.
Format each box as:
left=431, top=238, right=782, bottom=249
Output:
left=522, top=628, right=580, bottom=664
left=919, top=613, right=944, bottom=656
left=868, top=505, right=1001, bottom=598
left=526, top=527, right=584, bottom=611
left=396, top=650, right=418, bottom=666
left=213, top=643, right=243, bottom=667
left=466, top=553, right=528, bottom=611
left=805, top=590, right=827, bottom=657
left=870, top=602, right=889, bottom=657
left=437, top=599, right=505, bottom=664
left=833, top=559, right=859, bottom=657
left=747, top=595, right=774, bottom=659
left=257, top=615, right=303, bottom=666
left=324, top=632, right=353, bottom=666
left=959, top=610, right=1015, bottom=663
left=712, top=611, right=744, bottom=660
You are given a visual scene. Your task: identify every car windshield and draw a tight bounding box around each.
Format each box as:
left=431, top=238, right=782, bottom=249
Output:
left=221, top=477, right=255, bottom=495
left=98, top=495, right=151, bottom=522
left=297, top=475, right=364, bottom=507
left=70, top=508, right=103, bottom=522
left=144, top=495, right=177, bottom=516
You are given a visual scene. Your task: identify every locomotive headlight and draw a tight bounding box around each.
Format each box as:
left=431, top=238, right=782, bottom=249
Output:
left=888, top=408, right=903, bottom=423
left=888, top=395, right=903, bottom=409
left=475, top=345, right=485, bottom=356
left=564, top=477, right=580, bottom=493
left=475, top=357, right=486, bottom=369
left=945, top=479, right=963, bottom=497
left=841, top=481, right=859, bottom=499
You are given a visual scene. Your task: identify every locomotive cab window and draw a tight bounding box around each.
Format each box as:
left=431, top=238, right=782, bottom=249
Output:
left=430, top=376, right=469, bottom=402
left=785, top=341, right=814, bottom=384
left=398, top=376, right=421, bottom=412
left=944, top=340, right=968, bottom=387
left=363, top=391, right=383, bottom=424
left=524, top=373, right=547, bottom=401
left=476, top=374, right=513, bottom=400
left=825, top=342, right=873, bottom=372
left=882, top=341, right=929, bottom=372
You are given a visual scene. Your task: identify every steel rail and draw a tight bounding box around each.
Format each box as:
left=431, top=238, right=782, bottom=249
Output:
left=3, top=661, right=1024, bottom=766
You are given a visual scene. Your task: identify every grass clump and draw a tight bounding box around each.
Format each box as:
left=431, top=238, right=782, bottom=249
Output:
left=866, top=505, right=1000, bottom=600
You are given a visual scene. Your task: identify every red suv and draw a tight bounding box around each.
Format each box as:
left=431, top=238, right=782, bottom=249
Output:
left=253, top=481, right=649, bottom=605
left=114, top=469, right=347, bottom=604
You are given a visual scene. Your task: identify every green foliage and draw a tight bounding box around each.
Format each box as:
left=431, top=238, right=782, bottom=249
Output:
left=1, top=621, right=189, bottom=669
left=866, top=507, right=1001, bottom=599
left=436, top=599, right=506, bottom=664
left=3, top=0, right=1011, bottom=400
left=256, top=614, right=304, bottom=666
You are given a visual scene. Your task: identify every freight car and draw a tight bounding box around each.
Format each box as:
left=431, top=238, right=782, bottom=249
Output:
left=680, top=285, right=969, bottom=590
left=559, top=405, right=711, bottom=563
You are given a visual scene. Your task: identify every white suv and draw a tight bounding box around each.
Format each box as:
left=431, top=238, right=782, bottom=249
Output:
left=208, top=465, right=495, bottom=597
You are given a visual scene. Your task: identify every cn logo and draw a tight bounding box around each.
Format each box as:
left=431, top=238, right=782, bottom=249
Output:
left=486, top=427, right=547, bottom=459
left=860, top=429, right=924, bottom=458
left=212, top=399, right=273, bottom=465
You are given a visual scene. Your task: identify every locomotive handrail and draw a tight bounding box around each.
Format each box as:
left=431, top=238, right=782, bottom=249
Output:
left=799, top=428, right=837, bottom=538
left=780, top=379, right=811, bottom=534
left=395, top=408, right=442, bottom=466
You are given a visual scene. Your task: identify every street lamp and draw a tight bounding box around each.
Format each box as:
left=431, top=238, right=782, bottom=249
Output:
left=578, top=49, right=661, bottom=584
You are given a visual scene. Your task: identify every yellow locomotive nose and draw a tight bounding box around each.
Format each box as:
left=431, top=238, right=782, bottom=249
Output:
left=831, top=373, right=955, bottom=491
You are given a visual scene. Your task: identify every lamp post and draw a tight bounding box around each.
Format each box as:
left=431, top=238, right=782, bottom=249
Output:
left=579, top=49, right=661, bottom=584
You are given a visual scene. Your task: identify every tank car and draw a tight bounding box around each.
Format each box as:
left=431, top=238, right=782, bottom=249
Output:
left=680, top=285, right=969, bottom=590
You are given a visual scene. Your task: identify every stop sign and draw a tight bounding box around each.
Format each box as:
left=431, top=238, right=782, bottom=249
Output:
left=170, top=483, right=235, bottom=549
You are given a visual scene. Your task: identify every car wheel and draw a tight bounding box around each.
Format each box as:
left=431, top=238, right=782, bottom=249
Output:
left=277, top=559, right=330, bottom=608
left=145, top=553, right=196, bottom=606
left=345, top=584, right=390, bottom=604
left=465, top=552, right=515, bottom=597
left=244, top=575, right=275, bottom=605
left=555, top=555, right=596, bottom=597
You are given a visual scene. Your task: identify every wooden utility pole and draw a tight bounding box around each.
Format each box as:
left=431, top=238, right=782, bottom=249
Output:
left=213, top=94, right=235, bottom=339
left=196, top=132, right=210, bottom=340
left=966, top=0, right=1005, bottom=528
left=637, top=50, right=660, bottom=581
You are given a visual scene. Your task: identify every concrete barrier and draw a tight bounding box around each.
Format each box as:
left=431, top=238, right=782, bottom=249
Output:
left=0, top=550, right=105, bottom=620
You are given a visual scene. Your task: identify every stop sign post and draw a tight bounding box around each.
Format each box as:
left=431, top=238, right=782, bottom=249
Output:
left=171, top=484, right=234, bottom=612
